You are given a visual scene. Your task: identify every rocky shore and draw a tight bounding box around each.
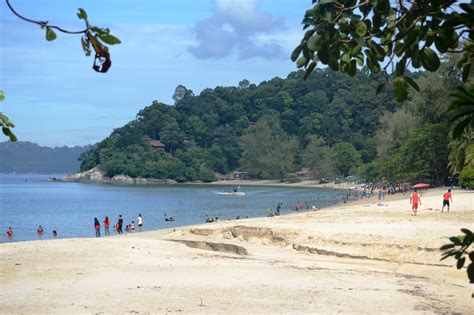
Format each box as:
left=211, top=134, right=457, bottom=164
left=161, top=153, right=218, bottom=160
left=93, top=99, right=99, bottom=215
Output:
left=49, top=166, right=178, bottom=185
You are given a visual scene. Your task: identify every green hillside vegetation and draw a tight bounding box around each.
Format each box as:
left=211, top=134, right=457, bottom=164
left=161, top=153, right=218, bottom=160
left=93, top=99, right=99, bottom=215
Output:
left=79, top=63, right=466, bottom=183
left=0, top=141, right=90, bottom=173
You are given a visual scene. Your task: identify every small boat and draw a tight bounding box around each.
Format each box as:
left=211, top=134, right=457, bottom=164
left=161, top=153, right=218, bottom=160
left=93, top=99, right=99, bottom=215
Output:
left=215, top=190, right=245, bottom=196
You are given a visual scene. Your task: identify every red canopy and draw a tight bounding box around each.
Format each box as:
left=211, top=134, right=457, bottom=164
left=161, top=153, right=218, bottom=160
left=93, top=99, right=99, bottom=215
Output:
left=412, top=183, right=430, bottom=188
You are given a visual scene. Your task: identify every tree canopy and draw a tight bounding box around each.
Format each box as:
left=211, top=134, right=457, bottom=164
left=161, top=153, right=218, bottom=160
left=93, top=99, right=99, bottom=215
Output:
left=79, top=62, right=459, bottom=184
left=292, top=0, right=473, bottom=101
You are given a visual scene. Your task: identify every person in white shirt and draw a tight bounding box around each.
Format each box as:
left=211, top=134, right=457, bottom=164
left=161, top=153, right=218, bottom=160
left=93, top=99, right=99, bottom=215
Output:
left=137, top=213, right=143, bottom=232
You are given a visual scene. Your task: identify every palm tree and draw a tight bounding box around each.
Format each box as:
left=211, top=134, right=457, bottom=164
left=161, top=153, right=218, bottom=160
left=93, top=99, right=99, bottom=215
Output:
left=448, top=129, right=474, bottom=173
left=449, top=84, right=474, bottom=140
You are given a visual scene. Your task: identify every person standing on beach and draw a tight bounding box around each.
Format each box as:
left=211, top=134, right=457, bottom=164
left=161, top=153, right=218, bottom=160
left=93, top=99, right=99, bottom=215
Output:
left=441, top=189, right=453, bottom=213
left=297, top=200, right=303, bottom=211
left=138, top=213, right=143, bottom=232
left=103, top=216, right=111, bottom=236
left=94, top=218, right=101, bottom=237
left=410, top=189, right=421, bottom=216
left=117, top=215, right=123, bottom=234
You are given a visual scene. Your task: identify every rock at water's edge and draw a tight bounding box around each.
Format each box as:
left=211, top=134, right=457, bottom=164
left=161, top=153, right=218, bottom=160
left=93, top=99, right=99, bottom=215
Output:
left=49, top=166, right=178, bottom=185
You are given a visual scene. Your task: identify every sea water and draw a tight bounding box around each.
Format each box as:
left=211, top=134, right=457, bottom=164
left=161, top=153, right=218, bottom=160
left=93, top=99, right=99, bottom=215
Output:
left=0, top=174, right=352, bottom=242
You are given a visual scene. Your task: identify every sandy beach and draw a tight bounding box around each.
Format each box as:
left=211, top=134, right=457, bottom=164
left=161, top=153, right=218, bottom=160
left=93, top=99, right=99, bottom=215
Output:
left=1, top=188, right=472, bottom=314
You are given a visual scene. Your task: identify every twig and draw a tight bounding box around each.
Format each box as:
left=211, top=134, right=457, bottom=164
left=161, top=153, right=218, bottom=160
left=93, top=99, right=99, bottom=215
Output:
left=5, top=0, right=87, bottom=34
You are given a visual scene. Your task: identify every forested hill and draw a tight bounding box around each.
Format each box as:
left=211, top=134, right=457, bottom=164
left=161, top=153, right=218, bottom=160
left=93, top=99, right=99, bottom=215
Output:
left=79, top=67, right=453, bottom=183
left=0, top=141, right=90, bottom=174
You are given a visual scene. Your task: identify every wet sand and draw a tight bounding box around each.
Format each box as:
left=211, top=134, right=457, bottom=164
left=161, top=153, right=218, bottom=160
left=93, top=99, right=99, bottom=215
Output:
left=0, top=188, right=472, bottom=313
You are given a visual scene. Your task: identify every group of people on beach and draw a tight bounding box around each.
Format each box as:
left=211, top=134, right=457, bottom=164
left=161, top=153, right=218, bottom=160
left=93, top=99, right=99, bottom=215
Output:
left=94, top=213, right=143, bottom=237
left=4, top=188, right=456, bottom=240
left=409, top=188, right=453, bottom=216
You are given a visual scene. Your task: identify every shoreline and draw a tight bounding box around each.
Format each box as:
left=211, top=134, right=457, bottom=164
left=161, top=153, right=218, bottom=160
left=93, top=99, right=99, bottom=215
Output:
left=49, top=166, right=361, bottom=190
left=2, top=188, right=472, bottom=313
left=0, top=185, right=358, bottom=245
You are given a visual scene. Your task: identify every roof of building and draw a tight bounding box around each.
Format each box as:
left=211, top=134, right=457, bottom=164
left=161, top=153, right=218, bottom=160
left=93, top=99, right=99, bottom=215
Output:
left=147, top=139, right=166, bottom=148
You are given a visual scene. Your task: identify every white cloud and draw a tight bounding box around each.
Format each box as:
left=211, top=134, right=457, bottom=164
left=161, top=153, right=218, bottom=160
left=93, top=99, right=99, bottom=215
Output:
left=189, top=0, right=286, bottom=60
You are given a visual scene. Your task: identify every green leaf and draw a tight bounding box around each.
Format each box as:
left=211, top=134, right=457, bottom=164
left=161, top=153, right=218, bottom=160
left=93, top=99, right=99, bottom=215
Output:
left=356, top=21, right=367, bottom=37
left=303, top=62, right=316, bottom=80
left=319, top=0, right=336, bottom=4
left=404, top=76, right=420, bottom=92
left=456, top=257, right=465, bottom=269
left=45, top=27, right=57, bottom=41
left=348, top=59, right=357, bottom=77
left=462, top=64, right=471, bottom=83
left=461, top=228, right=472, bottom=237
left=421, top=48, right=441, bottom=72
left=440, top=244, right=455, bottom=250
left=318, top=44, right=330, bottom=64
left=97, top=34, right=121, bottom=45
left=375, top=83, right=385, bottom=95
left=449, top=236, right=462, bottom=245
left=77, top=8, right=88, bottom=20
left=0, top=90, right=4, bottom=102
left=342, top=53, right=351, bottom=63
left=350, top=44, right=361, bottom=57
left=412, top=50, right=421, bottom=68
left=2, top=127, right=17, bottom=141
left=366, top=57, right=380, bottom=74
left=328, top=57, right=339, bottom=71
left=296, top=56, right=307, bottom=68
left=434, top=35, right=448, bottom=53
left=291, top=43, right=304, bottom=62
left=395, top=59, right=406, bottom=77
left=394, top=78, right=408, bottom=102
left=440, top=251, right=455, bottom=260
left=307, top=35, right=320, bottom=51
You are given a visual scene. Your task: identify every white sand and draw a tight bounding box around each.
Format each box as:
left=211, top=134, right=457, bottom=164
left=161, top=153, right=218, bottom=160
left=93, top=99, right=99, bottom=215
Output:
left=0, top=188, right=472, bottom=313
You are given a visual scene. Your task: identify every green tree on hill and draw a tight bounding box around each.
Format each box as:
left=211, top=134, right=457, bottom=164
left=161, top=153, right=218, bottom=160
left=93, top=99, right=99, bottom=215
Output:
left=331, top=142, right=362, bottom=177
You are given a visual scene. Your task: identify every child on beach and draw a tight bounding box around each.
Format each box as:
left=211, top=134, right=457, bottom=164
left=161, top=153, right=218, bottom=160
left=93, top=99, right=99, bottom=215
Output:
left=410, top=189, right=421, bottom=216
left=130, top=221, right=135, bottom=232
left=52, top=230, right=58, bottom=237
left=6, top=227, right=13, bottom=238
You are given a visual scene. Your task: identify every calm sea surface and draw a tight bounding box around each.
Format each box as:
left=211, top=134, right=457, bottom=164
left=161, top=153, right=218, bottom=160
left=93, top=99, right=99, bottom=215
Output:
left=0, top=174, right=352, bottom=243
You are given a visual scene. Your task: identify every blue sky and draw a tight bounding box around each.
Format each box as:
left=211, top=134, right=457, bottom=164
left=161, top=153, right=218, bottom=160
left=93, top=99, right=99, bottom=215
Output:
left=0, top=0, right=311, bottom=147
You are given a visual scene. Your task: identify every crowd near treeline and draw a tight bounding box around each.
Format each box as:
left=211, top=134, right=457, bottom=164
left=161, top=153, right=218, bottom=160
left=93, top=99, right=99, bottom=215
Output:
left=79, top=56, right=473, bottom=187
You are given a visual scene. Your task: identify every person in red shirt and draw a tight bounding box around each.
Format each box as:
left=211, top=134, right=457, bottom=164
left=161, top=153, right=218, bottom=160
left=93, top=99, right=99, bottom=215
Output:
left=94, top=217, right=101, bottom=237
left=103, top=216, right=111, bottom=236
left=6, top=227, right=13, bottom=238
left=441, top=189, right=453, bottom=213
left=410, top=189, right=421, bottom=216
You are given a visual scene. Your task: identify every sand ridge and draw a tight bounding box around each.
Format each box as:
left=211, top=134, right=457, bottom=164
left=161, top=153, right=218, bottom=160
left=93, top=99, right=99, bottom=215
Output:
left=0, top=188, right=472, bottom=313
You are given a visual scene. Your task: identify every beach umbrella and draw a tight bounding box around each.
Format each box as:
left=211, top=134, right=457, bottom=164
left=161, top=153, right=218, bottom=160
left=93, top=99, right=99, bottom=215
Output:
left=412, top=183, right=430, bottom=188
